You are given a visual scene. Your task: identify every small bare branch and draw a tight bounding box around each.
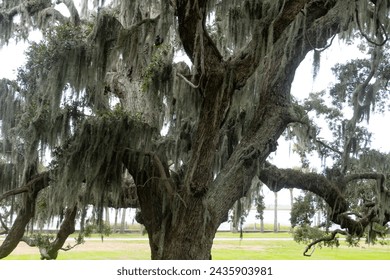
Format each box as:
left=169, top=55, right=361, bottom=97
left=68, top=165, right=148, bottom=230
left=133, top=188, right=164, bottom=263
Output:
left=315, top=139, right=342, bottom=155
left=303, top=229, right=348, bottom=257
left=176, top=72, right=200, bottom=89
left=306, top=33, right=337, bottom=52
left=60, top=239, right=84, bottom=251
left=0, top=172, right=50, bottom=203
left=0, top=186, right=29, bottom=203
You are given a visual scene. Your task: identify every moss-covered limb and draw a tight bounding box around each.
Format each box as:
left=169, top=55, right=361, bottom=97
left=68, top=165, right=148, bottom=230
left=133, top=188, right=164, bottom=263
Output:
left=315, top=139, right=343, bottom=155
left=56, top=0, right=80, bottom=25
left=50, top=115, right=156, bottom=209
left=38, top=6, right=70, bottom=26
left=0, top=0, right=52, bottom=44
left=0, top=204, right=35, bottom=259
left=183, top=69, right=233, bottom=196
left=230, top=0, right=308, bottom=89
left=41, top=205, right=78, bottom=260
left=0, top=0, right=52, bottom=23
left=205, top=1, right=342, bottom=225
left=37, top=0, right=85, bottom=26
left=0, top=171, right=50, bottom=259
left=0, top=171, right=50, bottom=205
left=344, top=173, right=386, bottom=185
left=258, top=162, right=389, bottom=236
left=0, top=185, right=29, bottom=204
left=104, top=178, right=139, bottom=209
left=257, top=162, right=347, bottom=213
left=176, top=0, right=223, bottom=68
left=16, top=206, right=79, bottom=259
left=122, top=148, right=174, bottom=196
left=122, top=148, right=169, bottom=258
left=232, top=1, right=342, bottom=90
left=208, top=104, right=290, bottom=226
left=272, top=0, right=310, bottom=43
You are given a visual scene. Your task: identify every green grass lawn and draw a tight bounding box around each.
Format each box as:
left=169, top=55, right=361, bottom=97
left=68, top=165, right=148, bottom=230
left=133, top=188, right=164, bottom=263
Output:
left=212, top=239, right=390, bottom=260
left=3, top=232, right=390, bottom=260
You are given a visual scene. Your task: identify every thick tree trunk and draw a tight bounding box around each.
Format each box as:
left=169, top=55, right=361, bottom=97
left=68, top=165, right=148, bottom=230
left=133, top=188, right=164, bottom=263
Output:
left=125, top=150, right=217, bottom=259
left=123, top=0, right=342, bottom=260
left=145, top=197, right=217, bottom=260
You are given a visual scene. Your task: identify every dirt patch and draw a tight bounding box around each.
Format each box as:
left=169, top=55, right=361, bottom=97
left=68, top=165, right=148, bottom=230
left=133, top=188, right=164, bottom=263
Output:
left=1, top=239, right=149, bottom=256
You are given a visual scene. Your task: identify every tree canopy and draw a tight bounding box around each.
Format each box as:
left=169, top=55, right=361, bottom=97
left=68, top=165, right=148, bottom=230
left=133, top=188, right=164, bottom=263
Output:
left=0, top=0, right=390, bottom=260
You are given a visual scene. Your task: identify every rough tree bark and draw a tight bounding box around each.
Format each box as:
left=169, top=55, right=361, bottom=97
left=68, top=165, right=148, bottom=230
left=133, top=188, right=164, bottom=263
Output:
left=122, top=0, right=342, bottom=259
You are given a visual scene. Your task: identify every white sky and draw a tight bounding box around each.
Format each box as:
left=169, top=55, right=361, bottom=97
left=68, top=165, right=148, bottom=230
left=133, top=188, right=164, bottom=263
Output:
left=0, top=41, right=26, bottom=79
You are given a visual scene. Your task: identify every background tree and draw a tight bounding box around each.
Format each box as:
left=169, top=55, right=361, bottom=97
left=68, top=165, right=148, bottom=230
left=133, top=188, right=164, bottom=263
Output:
left=0, top=0, right=390, bottom=260
left=273, top=191, right=279, bottom=232
left=255, top=189, right=266, bottom=232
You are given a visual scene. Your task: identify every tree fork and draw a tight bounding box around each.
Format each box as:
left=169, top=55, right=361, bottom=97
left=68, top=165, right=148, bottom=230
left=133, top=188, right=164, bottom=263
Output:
left=184, top=69, right=233, bottom=196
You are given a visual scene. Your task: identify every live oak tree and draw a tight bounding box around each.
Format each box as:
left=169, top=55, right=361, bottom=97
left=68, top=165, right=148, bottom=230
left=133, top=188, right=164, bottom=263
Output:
left=1, top=0, right=390, bottom=259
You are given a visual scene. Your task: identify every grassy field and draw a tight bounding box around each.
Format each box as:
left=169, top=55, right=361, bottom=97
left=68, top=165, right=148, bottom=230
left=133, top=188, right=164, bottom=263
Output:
left=2, top=232, right=390, bottom=260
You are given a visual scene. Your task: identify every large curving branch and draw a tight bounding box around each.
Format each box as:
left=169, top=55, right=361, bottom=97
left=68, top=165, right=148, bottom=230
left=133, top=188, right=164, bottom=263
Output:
left=0, top=171, right=50, bottom=203
left=344, top=172, right=386, bottom=184
left=258, top=161, right=346, bottom=208
left=230, top=0, right=330, bottom=89
left=56, top=0, right=80, bottom=25
left=258, top=161, right=387, bottom=236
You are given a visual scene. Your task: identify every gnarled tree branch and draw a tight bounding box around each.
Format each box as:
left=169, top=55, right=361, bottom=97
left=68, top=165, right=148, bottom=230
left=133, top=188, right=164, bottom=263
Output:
left=303, top=229, right=348, bottom=257
left=0, top=172, right=50, bottom=259
left=258, top=161, right=386, bottom=236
